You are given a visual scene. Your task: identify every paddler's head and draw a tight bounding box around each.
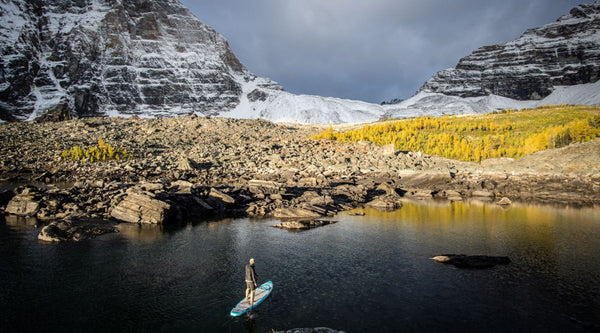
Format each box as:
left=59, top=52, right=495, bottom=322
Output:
left=249, top=258, right=255, bottom=265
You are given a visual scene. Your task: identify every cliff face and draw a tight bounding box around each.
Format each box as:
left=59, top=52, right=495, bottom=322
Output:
left=419, top=1, right=600, bottom=100
left=0, top=0, right=280, bottom=121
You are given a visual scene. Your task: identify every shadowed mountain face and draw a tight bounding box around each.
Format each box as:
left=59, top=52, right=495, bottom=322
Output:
left=419, top=1, right=600, bottom=101
left=0, top=0, right=277, bottom=121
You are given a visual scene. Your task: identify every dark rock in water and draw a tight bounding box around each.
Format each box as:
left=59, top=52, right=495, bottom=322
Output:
left=273, top=220, right=337, bottom=231
left=276, top=328, right=346, bottom=333
left=431, top=254, right=511, bottom=269
left=38, top=218, right=118, bottom=243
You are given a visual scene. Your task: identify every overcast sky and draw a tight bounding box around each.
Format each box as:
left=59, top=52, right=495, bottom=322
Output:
left=180, top=0, right=587, bottom=103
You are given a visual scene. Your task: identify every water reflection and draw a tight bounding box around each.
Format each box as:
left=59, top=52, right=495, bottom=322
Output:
left=1, top=200, right=599, bottom=332
left=116, top=223, right=169, bottom=243
left=4, top=215, right=39, bottom=229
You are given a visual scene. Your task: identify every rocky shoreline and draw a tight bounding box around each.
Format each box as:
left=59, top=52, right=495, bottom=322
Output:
left=1, top=116, right=599, bottom=236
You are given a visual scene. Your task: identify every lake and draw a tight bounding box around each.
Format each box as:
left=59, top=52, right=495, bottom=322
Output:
left=1, top=200, right=599, bottom=332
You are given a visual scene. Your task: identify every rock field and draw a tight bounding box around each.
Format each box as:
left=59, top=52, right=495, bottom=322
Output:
left=1, top=116, right=599, bottom=233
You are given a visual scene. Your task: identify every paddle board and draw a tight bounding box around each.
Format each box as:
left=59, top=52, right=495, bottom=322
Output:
left=230, top=281, right=273, bottom=317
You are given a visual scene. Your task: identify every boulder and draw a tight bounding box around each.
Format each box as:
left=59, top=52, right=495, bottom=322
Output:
left=38, top=218, right=118, bottom=242
left=472, top=190, right=495, bottom=198
left=332, top=185, right=367, bottom=203
left=272, top=207, right=323, bottom=219
left=309, top=195, right=334, bottom=206
left=365, top=195, right=402, bottom=210
left=208, top=188, right=236, bottom=204
left=177, top=157, right=197, bottom=170
left=497, top=197, right=512, bottom=205
left=110, top=193, right=175, bottom=224
left=171, top=180, right=194, bottom=194
left=273, top=219, right=337, bottom=231
left=443, top=190, right=463, bottom=201
left=5, top=194, right=41, bottom=217
left=376, top=183, right=400, bottom=197
left=431, top=254, right=511, bottom=269
left=248, top=179, right=282, bottom=195
left=404, top=189, right=434, bottom=199
left=381, top=143, right=396, bottom=156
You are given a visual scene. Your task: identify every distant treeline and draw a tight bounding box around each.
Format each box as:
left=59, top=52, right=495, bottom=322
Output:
left=312, top=105, right=600, bottom=162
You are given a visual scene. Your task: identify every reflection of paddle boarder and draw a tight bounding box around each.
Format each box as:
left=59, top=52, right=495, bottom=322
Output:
left=245, top=258, right=258, bottom=305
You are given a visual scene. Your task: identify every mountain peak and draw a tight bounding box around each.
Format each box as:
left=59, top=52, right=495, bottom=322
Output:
left=418, top=1, right=600, bottom=101
left=0, top=0, right=274, bottom=121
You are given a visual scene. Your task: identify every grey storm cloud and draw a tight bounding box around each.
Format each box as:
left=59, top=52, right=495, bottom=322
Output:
left=180, top=0, right=587, bottom=103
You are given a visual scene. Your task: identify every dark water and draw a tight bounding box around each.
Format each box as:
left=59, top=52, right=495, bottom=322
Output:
left=1, top=201, right=599, bottom=332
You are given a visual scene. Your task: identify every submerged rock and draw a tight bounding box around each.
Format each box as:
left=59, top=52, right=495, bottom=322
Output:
left=276, top=328, right=346, bottom=333
left=38, top=218, right=118, bottom=243
left=431, top=254, right=511, bottom=269
left=273, top=219, right=337, bottom=231
left=497, top=197, right=513, bottom=205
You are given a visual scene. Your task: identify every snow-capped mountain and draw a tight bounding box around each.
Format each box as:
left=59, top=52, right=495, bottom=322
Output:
left=1, top=0, right=599, bottom=124
left=0, top=0, right=387, bottom=124
left=383, top=80, right=600, bottom=119
left=1, top=0, right=268, bottom=121
left=419, top=1, right=600, bottom=101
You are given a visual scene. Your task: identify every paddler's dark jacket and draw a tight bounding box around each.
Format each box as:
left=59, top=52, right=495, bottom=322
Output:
left=245, top=264, right=257, bottom=284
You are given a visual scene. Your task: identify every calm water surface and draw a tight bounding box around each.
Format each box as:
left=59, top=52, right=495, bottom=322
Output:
left=1, top=200, right=599, bottom=332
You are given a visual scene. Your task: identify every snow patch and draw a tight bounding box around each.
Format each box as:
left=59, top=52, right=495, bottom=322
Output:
left=383, top=81, right=600, bottom=120
left=223, top=75, right=386, bottom=124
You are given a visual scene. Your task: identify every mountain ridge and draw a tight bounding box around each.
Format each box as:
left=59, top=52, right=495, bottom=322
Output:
left=1, top=0, right=599, bottom=124
left=0, top=0, right=276, bottom=121
left=418, top=1, right=600, bottom=101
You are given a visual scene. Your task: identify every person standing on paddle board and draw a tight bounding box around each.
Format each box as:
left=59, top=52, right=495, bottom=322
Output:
left=245, top=258, right=258, bottom=305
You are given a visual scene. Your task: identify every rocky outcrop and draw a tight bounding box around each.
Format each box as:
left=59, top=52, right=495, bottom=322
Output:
left=0, top=0, right=280, bottom=121
left=38, top=218, right=118, bottom=242
left=431, top=254, right=511, bottom=269
left=5, top=187, right=41, bottom=217
left=1, top=116, right=599, bottom=226
left=420, top=2, right=600, bottom=100
left=272, top=207, right=323, bottom=219
left=365, top=195, right=403, bottom=210
left=110, top=192, right=175, bottom=224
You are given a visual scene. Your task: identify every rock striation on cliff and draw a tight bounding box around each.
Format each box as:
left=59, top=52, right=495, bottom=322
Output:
left=419, top=1, right=600, bottom=101
left=0, top=0, right=388, bottom=124
left=0, top=0, right=281, bottom=121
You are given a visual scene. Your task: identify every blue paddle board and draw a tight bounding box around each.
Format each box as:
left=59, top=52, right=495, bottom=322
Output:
left=230, top=281, right=273, bottom=317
